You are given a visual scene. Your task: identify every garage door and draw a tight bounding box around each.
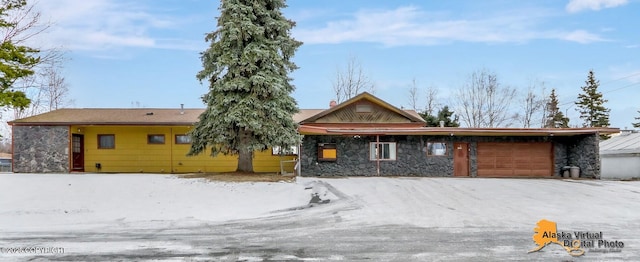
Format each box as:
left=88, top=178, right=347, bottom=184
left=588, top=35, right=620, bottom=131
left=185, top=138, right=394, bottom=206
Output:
left=477, top=142, right=553, bottom=177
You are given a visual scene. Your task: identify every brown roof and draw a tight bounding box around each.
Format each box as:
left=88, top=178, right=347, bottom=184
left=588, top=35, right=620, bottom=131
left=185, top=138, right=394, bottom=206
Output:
left=299, top=92, right=426, bottom=123
left=9, top=108, right=332, bottom=126
left=299, top=126, right=621, bottom=136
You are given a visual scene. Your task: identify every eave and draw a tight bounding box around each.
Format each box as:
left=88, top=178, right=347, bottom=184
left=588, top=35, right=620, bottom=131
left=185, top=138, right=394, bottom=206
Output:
left=299, top=126, right=620, bottom=136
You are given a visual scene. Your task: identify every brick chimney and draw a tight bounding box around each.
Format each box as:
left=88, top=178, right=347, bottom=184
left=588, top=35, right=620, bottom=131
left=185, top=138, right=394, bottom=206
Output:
left=329, top=100, right=337, bottom=108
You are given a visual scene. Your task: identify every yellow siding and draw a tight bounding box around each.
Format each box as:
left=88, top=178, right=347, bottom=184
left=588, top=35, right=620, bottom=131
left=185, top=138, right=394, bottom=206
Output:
left=71, top=125, right=295, bottom=173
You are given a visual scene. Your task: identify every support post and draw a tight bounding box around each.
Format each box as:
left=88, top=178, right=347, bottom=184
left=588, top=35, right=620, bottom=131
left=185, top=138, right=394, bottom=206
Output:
left=376, top=135, right=380, bottom=176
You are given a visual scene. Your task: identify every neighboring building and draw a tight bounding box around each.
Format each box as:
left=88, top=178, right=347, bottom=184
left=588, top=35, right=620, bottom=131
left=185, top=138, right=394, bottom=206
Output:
left=9, top=92, right=618, bottom=177
left=600, top=131, right=640, bottom=180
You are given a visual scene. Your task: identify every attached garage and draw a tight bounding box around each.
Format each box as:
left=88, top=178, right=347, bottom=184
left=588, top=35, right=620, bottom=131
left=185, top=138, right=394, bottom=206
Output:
left=477, top=142, right=553, bottom=177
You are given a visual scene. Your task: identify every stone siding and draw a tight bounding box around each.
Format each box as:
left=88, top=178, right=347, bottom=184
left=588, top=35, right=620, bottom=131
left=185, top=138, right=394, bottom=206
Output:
left=301, top=135, right=452, bottom=176
left=300, top=134, right=601, bottom=178
left=566, top=134, right=600, bottom=178
left=13, top=126, right=69, bottom=173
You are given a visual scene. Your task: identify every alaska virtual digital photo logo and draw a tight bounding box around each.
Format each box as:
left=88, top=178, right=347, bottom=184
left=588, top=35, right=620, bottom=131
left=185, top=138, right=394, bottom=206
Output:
left=528, top=219, right=624, bottom=257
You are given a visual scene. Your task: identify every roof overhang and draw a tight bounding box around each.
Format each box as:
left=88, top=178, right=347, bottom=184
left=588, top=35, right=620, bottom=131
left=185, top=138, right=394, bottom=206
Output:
left=299, top=126, right=620, bottom=136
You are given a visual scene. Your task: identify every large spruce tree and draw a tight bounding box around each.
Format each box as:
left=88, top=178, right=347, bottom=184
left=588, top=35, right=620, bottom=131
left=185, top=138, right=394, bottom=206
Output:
left=188, top=0, right=302, bottom=173
left=0, top=0, right=40, bottom=108
left=544, top=89, right=569, bottom=128
left=575, top=70, right=610, bottom=128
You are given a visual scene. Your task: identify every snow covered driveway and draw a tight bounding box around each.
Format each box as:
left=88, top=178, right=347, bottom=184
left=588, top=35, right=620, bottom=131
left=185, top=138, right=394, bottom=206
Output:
left=1, top=174, right=639, bottom=261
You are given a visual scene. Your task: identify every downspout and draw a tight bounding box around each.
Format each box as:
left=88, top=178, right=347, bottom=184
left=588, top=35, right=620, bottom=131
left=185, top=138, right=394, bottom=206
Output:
left=376, top=134, right=380, bottom=176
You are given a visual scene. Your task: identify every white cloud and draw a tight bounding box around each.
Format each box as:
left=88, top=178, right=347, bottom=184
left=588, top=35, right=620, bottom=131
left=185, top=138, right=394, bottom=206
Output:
left=566, top=0, right=629, bottom=13
left=294, top=6, right=606, bottom=46
left=31, top=0, right=199, bottom=52
left=561, top=30, right=607, bottom=43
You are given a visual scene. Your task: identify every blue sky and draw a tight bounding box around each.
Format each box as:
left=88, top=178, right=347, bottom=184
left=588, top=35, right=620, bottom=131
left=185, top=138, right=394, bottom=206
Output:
left=32, top=0, right=640, bottom=128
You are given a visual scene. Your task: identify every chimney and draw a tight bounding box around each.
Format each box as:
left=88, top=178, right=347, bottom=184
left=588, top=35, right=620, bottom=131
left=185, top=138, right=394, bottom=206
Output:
left=180, top=104, right=184, bottom=115
left=329, top=100, right=337, bottom=108
left=439, top=120, right=445, bottom=128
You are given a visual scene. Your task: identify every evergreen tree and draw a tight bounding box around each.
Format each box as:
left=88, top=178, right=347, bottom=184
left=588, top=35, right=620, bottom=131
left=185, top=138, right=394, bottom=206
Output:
left=544, top=89, right=569, bottom=128
left=633, top=110, right=640, bottom=128
left=420, top=106, right=460, bottom=127
left=188, top=0, right=302, bottom=173
left=575, top=70, right=610, bottom=128
left=0, top=0, right=40, bottom=108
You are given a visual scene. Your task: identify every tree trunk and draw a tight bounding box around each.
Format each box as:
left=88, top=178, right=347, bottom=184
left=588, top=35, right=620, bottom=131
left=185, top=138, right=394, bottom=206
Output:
left=237, top=150, right=254, bottom=173
left=236, top=129, right=254, bottom=173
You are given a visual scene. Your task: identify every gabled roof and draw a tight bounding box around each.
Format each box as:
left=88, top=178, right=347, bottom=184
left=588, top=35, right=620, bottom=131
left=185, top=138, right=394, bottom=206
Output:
left=600, top=132, right=640, bottom=154
left=299, top=92, right=425, bottom=124
left=9, top=108, right=324, bottom=126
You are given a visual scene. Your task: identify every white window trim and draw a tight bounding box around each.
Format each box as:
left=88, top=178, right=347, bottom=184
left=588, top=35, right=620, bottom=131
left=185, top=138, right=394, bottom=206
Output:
left=272, top=145, right=299, bottom=156
left=427, top=142, right=448, bottom=156
left=369, top=142, right=397, bottom=161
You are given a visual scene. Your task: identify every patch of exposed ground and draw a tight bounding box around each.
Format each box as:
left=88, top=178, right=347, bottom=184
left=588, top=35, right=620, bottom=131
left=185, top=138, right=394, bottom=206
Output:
left=179, top=172, right=296, bottom=183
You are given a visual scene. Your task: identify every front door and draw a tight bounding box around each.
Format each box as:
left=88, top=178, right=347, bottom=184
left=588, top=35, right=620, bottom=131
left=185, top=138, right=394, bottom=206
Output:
left=72, top=134, right=84, bottom=171
left=453, top=142, right=469, bottom=177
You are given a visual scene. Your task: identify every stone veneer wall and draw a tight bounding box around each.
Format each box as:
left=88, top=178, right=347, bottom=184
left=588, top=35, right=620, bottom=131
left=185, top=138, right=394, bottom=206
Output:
left=300, top=134, right=601, bottom=177
left=566, top=134, right=600, bottom=178
left=301, top=135, right=452, bottom=176
left=13, top=125, right=69, bottom=173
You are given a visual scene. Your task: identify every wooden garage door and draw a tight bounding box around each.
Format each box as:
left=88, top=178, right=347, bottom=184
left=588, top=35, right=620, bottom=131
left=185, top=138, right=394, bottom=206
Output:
left=477, top=142, right=553, bottom=177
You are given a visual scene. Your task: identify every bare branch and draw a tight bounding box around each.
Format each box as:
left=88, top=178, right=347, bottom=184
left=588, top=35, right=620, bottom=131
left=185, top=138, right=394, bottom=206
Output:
left=332, top=55, right=375, bottom=102
left=407, top=78, right=419, bottom=111
left=454, top=69, right=517, bottom=127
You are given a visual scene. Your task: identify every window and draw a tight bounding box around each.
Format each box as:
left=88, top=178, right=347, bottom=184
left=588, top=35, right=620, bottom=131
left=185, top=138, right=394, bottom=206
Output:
left=98, top=134, right=115, bottom=149
left=175, top=134, right=192, bottom=144
left=147, top=134, right=165, bottom=144
left=370, top=142, right=397, bottom=161
left=356, top=104, right=373, bottom=113
left=317, top=143, right=337, bottom=161
left=272, top=145, right=298, bottom=155
left=427, top=142, right=448, bottom=156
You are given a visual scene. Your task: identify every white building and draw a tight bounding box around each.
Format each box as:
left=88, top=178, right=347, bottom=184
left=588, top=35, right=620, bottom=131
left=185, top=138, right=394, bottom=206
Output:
left=600, top=131, right=640, bottom=180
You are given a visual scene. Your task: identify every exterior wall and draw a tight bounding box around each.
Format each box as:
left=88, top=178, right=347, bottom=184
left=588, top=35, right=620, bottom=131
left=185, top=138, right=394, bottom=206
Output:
left=300, top=134, right=601, bottom=177
left=75, top=125, right=295, bottom=173
left=559, top=134, right=601, bottom=178
left=11, top=125, right=294, bottom=174
left=13, top=125, right=70, bottom=173
left=600, top=153, right=640, bottom=179
left=301, top=135, right=453, bottom=177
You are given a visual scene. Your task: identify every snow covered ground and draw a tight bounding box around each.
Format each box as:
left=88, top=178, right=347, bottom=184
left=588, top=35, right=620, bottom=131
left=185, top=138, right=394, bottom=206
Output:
left=1, top=173, right=639, bottom=261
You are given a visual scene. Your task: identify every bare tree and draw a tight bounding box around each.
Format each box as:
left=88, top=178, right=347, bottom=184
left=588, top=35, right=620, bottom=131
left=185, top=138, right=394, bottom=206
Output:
left=407, top=78, right=439, bottom=115
left=1, top=1, right=71, bottom=120
left=12, top=58, right=72, bottom=119
left=519, top=81, right=546, bottom=128
left=454, top=69, right=517, bottom=128
left=424, top=84, right=439, bottom=117
left=332, top=55, right=375, bottom=103
left=407, top=78, right=419, bottom=111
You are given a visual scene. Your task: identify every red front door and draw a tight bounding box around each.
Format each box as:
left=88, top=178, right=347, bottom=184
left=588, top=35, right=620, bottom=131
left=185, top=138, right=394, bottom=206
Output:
left=453, top=142, right=469, bottom=177
left=72, top=134, right=84, bottom=171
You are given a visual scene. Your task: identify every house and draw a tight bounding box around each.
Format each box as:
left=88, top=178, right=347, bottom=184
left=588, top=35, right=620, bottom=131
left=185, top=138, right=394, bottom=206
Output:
left=599, top=131, right=640, bottom=180
left=9, top=108, right=297, bottom=173
left=9, top=92, right=618, bottom=177
left=296, top=93, right=617, bottom=178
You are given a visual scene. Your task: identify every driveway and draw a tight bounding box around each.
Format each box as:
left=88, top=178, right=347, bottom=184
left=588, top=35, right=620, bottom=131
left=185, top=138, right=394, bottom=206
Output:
left=1, top=175, right=639, bottom=261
